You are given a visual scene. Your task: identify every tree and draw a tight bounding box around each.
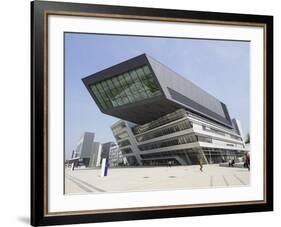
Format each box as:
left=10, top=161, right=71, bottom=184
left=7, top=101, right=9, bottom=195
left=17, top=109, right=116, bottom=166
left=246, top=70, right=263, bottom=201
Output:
left=245, top=133, right=250, bottom=144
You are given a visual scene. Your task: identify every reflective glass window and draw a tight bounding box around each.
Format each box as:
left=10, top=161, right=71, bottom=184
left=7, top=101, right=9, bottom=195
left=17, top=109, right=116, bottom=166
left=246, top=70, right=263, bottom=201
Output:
left=89, top=65, right=161, bottom=110
left=143, top=65, right=151, bottom=75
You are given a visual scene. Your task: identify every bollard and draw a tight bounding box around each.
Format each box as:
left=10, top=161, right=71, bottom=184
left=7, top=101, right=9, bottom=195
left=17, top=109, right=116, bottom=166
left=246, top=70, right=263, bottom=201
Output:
left=100, top=158, right=109, bottom=177
left=104, top=159, right=109, bottom=176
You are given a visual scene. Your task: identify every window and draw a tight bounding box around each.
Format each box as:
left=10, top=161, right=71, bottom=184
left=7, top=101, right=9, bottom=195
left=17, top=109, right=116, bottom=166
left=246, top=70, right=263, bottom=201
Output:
left=138, top=134, right=197, bottom=151
left=114, top=131, right=129, bottom=140
left=126, top=156, right=139, bottom=166
left=118, top=139, right=131, bottom=147
left=136, top=120, right=192, bottom=142
left=121, top=147, right=133, bottom=154
left=133, top=109, right=187, bottom=134
left=112, top=122, right=126, bottom=134
left=197, top=136, right=212, bottom=143
left=89, top=65, right=161, bottom=110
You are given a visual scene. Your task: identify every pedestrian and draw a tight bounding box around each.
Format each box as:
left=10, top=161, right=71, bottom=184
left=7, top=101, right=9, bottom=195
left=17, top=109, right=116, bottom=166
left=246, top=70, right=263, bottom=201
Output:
left=168, top=160, right=172, bottom=167
left=229, top=159, right=235, bottom=167
left=199, top=158, right=203, bottom=172
left=246, top=153, right=250, bottom=171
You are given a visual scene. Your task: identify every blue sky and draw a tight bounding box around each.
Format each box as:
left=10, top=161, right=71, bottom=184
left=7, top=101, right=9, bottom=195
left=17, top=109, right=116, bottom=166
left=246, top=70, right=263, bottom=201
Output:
left=65, top=33, right=250, bottom=159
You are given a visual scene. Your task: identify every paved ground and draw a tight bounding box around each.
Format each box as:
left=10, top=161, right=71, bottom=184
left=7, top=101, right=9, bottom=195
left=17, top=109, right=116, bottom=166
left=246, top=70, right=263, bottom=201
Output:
left=65, top=164, right=250, bottom=194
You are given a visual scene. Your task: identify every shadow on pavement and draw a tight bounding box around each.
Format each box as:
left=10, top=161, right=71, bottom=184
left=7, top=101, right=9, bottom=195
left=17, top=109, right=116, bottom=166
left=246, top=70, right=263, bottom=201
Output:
left=17, top=216, right=29, bottom=225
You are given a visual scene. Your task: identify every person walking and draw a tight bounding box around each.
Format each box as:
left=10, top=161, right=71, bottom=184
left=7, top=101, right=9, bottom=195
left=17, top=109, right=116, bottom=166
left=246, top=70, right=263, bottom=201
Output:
left=199, top=158, right=203, bottom=172
left=168, top=160, right=172, bottom=167
left=246, top=152, right=250, bottom=171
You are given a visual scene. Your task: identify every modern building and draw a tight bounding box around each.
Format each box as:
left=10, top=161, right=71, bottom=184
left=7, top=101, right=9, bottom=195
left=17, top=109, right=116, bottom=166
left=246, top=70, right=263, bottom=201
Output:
left=90, top=142, right=103, bottom=167
left=71, top=132, right=102, bottom=167
left=82, top=54, right=247, bottom=166
left=101, top=142, right=126, bottom=166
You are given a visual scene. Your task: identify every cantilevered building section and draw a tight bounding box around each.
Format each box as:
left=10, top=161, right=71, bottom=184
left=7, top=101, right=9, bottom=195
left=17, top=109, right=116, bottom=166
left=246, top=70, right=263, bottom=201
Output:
left=82, top=54, right=246, bottom=166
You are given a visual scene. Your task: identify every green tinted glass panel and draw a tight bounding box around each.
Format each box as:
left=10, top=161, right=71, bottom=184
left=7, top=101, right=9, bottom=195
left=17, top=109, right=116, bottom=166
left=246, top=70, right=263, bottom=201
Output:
left=91, top=85, right=98, bottom=93
left=89, top=65, right=161, bottom=110
left=143, top=65, right=151, bottom=75
left=136, top=68, right=145, bottom=79
left=106, top=80, right=115, bottom=90
left=90, top=85, right=107, bottom=109
left=96, top=84, right=104, bottom=93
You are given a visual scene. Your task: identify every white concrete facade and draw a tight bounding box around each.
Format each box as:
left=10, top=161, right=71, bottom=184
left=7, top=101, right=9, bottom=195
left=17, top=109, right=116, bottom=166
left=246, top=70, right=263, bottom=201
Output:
left=111, top=109, right=247, bottom=166
left=108, top=143, right=127, bottom=166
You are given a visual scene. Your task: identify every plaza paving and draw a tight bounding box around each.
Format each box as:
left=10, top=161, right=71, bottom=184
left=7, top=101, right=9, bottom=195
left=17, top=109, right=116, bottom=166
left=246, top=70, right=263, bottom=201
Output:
left=65, top=164, right=250, bottom=194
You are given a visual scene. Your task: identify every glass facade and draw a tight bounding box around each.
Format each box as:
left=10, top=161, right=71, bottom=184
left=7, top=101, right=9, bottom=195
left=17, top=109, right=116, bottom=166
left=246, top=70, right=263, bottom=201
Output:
left=121, top=147, right=133, bottom=154
left=202, top=147, right=244, bottom=164
left=118, top=139, right=131, bottom=148
left=197, top=136, right=212, bottom=143
left=136, top=120, right=193, bottom=142
left=126, top=156, right=139, bottom=166
left=140, top=147, right=245, bottom=165
left=89, top=65, right=161, bottom=110
left=133, top=109, right=187, bottom=134
left=202, top=125, right=243, bottom=142
left=138, top=134, right=198, bottom=151
left=112, top=122, right=126, bottom=134
left=140, top=148, right=205, bottom=165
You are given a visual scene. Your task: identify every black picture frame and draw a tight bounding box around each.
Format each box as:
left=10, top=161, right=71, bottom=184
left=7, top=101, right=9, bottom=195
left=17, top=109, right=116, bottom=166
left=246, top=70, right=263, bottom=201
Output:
left=31, top=0, right=273, bottom=226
